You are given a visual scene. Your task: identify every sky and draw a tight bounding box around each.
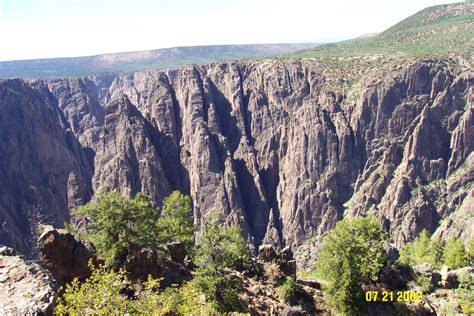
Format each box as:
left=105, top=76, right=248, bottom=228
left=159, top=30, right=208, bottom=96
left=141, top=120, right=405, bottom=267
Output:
left=0, top=0, right=461, bottom=61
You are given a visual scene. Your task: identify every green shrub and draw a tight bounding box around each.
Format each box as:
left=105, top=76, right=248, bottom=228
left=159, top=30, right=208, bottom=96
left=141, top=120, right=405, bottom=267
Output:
left=135, top=278, right=216, bottom=315
left=456, top=272, right=473, bottom=315
left=466, top=238, right=473, bottom=266
left=315, top=217, right=387, bottom=315
left=56, top=261, right=216, bottom=315
left=415, top=275, right=433, bottom=293
left=55, top=262, right=130, bottom=315
left=277, top=276, right=299, bottom=303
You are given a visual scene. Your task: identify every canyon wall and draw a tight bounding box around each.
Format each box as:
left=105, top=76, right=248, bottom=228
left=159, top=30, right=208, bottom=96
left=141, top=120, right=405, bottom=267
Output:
left=0, top=59, right=472, bottom=258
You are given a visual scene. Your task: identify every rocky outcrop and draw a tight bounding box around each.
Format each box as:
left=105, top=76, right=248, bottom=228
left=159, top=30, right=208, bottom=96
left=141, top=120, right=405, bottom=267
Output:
left=258, top=244, right=297, bottom=278
left=0, top=246, right=56, bottom=315
left=0, top=58, right=472, bottom=262
left=123, top=244, right=192, bottom=287
left=37, top=225, right=96, bottom=287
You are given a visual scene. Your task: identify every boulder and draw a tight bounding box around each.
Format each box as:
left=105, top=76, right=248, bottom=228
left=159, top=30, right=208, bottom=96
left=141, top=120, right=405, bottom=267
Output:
left=280, top=246, right=294, bottom=261
left=412, top=263, right=434, bottom=276
left=0, top=246, right=56, bottom=315
left=124, top=245, right=192, bottom=288
left=37, top=225, right=96, bottom=286
left=258, top=244, right=278, bottom=262
left=280, top=259, right=297, bottom=277
left=440, top=265, right=458, bottom=289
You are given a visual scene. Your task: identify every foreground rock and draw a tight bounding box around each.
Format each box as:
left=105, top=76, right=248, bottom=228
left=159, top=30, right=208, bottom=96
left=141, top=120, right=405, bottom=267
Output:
left=38, top=225, right=96, bottom=287
left=0, top=246, right=56, bottom=315
left=257, top=244, right=297, bottom=278
left=124, top=243, right=192, bottom=288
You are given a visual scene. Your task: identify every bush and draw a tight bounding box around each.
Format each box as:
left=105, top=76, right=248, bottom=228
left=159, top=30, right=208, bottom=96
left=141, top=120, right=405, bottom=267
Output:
left=278, top=276, right=299, bottom=303
left=416, top=275, right=433, bottom=293
left=193, top=212, right=250, bottom=312
left=264, top=261, right=284, bottom=283
left=55, top=262, right=130, bottom=315
left=56, top=261, right=216, bottom=315
left=136, top=278, right=216, bottom=315
left=315, top=217, right=387, bottom=315
left=73, top=191, right=194, bottom=267
left=443, top=238, right=468, bottom=269
left=468, top=238, right=474, bottom=265
left=456, top=272, right=473, bottom=315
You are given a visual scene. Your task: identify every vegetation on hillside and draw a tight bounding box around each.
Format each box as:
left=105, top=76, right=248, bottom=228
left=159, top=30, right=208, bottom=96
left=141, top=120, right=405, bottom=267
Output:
left=288, top=3, right=473, bottom=60
left=55, top=261, right=217, bottom=315
left=399, top=230, right=471, bottom=269
left=0, top=44, right=318, bottom=78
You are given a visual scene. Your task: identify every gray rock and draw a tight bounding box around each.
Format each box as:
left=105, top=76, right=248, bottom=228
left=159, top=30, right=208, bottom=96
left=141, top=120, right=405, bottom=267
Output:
left=0, top=248, right=56, bottom=315
left=258, top=244, right=278, bottom=262
left=0, top=58, right=472, bottom=262
left=441, top=265, right=458, bottom=289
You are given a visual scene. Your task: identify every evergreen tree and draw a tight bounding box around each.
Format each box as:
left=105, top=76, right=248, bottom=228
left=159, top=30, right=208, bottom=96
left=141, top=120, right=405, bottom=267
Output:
left=156, top=191, right=195, bottom=247
left=430, top=236, right=444, bottom=268
left=399, top=230, right=443, bottom=268
left=74, top=192, right=161, bottom=267
left=315, top=217, right=387, bottom=315
left=443, top=238, right=468, bottom=269
left=193, top=212, right=250, bottom=312
left=74, top=191, right=195, bottom=267
left=413, top=230, right=433, bottom=264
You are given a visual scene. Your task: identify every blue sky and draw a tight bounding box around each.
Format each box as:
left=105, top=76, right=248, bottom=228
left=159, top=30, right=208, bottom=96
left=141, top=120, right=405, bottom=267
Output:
left=0, top=0, right=460, bottom=61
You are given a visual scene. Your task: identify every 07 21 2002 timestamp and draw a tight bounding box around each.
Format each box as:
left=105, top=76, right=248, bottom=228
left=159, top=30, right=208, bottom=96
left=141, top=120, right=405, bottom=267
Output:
left=365, top=291, right=423, bottom=302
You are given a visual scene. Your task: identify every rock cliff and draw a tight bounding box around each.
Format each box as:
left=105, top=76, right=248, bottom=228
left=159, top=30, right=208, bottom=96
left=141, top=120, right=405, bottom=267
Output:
left=0, top=57, right=472, bottom=261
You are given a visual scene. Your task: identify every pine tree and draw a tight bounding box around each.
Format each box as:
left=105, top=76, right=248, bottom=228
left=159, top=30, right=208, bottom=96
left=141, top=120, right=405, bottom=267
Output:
left=193, top=212, right=250, bottom=312
left=315, top=217, right=387, bottom=315
left=443, top=238, right=468, bottom=269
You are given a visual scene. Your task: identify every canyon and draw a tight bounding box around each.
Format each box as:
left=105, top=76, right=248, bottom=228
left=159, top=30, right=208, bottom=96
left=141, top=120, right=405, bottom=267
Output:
left=0, top=56, right=472, bottom=262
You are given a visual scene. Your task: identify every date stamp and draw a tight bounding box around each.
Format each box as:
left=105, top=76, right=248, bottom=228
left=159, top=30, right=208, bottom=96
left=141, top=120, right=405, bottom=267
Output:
left=365, top=291, right=423, bottom=302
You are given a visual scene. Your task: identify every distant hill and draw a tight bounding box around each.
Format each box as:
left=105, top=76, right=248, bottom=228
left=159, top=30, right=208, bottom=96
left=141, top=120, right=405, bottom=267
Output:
left=0, top=44, right=319, bottom=79
left=288, top=2, right=473, bottom=59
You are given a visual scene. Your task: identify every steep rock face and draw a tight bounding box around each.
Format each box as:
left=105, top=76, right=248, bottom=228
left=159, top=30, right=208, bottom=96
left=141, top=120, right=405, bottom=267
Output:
left=0, top=59, right=472, bottom=258
left=0, top=79, right=92, bottom=253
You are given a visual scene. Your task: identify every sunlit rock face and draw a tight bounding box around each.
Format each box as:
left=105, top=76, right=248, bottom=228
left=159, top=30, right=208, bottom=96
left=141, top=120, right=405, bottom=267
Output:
left=0, top=59, right=472, bottom=259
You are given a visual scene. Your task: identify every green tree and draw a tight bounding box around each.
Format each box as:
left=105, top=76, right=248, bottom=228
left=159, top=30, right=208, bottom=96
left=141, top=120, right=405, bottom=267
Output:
left=193, top=212, right=250, bottom=312
left=413, top=230, right=433, bottom=264
left=399, top=242, right=415, bottom=265
left=74, top=192, right=160, bottom=267
left=430, top=236, right=444, bottom=268
left=399, top=230, right=443, bottom=268
left=315, top=217, right=387, bottom=315
left=74, top=191, right=195, bottom=267
left=443, top=238, right=468, bottom=269
left=467, top=238, right=474, bottom=265
left=156, top=191, right=195, bottom=247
